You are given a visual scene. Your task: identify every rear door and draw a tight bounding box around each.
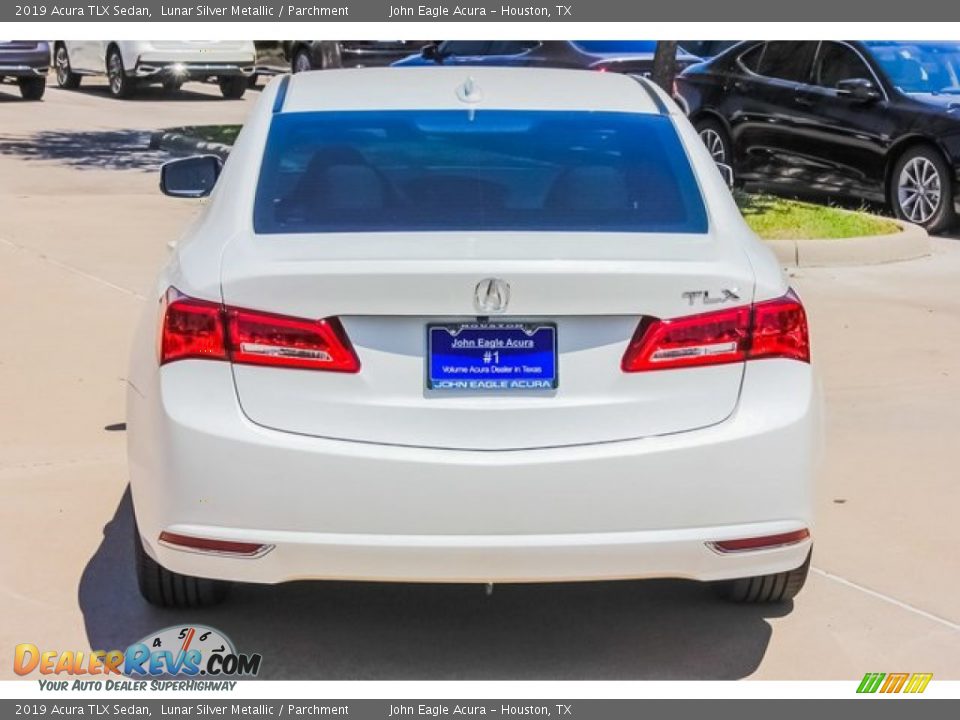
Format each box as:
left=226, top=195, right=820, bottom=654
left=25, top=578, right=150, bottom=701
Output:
left=790, top=41, right=891, bottom=197
left=732, top=41, right=818, bottom=182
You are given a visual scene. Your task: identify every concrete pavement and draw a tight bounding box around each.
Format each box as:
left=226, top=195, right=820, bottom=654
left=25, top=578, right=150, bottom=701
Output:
left=1, top=78, right=958, bottom=680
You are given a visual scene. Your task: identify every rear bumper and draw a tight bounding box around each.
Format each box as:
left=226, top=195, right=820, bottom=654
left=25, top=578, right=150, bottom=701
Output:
left=128, top=359, right=820, bottom=585
left=153, top=521, right=812, bottom=584
left=0, top=64, right=48, bottom=77
left=131, top=60, right=255, bottom=80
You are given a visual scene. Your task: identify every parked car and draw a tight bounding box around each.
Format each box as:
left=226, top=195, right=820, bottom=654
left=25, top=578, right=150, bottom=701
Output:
left=129, top=68, right=817, bottom=609
left=678, top=40, right=960, bottom=232
left=394, top=41, right=703, bottom=76
left=253, top=41, right=433, bottom=80
left=0, top=41, right=49, bottom=100
left=53, top=41, right=256, bottom=99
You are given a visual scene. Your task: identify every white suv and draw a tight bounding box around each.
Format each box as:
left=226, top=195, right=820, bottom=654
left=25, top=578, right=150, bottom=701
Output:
left=128, top=68, right=820, bottom=608
left=53, top=41, right=256, bottom=98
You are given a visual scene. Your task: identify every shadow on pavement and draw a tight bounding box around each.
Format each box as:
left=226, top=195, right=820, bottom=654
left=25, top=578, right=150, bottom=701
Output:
left=60, top=84, right=237, bottom=103
left=80, top=488, right=789, bottom=680
left=0, top=129, right=170, bottom=171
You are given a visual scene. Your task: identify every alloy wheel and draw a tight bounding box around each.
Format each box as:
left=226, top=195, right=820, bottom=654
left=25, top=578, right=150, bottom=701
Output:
left=108, top=53, right=123, bottom=94
left=897, top=156, right=942, bottom=225
left=294, top=52, right=312, bottom=73
left=699, top=128, right=727, bottom=164
left=55, top=47, right=70, bottom=85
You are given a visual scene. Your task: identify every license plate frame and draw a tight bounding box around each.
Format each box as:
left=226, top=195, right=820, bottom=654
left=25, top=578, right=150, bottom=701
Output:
left=426, top=322, right=558, bottom=391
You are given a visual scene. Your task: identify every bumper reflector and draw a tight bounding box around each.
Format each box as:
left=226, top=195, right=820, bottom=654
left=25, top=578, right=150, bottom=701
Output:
left=709, top=529, right=810, bottom=554
left=158, top=531, right=272, bottom=558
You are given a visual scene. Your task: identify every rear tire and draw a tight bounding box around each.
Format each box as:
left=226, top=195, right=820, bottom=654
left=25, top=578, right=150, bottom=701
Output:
left=715, top=551, right=811, bottom=603
left=292, top=48, right=313, bottom=73
left=219, top=76, right=246, bottom=99
left=162, top=78, right=183, bottom=94
left=18, top=76, right=46, bottom=101
left=694, top=117, right=734, bottom=170
left=107, top=47, right=135, bottom=99
left=135, top=525, right=229, bottom=608
left=890, top=145, right=956, bottom=234
left=54, top=44, right=81, bottom=89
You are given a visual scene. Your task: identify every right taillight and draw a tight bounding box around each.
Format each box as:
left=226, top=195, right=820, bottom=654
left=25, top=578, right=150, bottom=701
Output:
left=748, top=289, right=810, bottom=363
left=622, top=289, right=809, bottom=372
left=159, top=288, right=360, bottom=372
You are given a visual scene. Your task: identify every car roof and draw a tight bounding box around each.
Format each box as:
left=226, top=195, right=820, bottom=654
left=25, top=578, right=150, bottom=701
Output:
left=280, top=67, right=663, bottom=114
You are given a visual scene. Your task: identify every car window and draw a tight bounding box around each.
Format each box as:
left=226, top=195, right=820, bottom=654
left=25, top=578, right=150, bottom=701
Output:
left=756, top=41, right=817, bottom=83
left=488, top=41, right=539, bottom=55
left=254, top=110, right=708, bottom=235
left=439, top=41, right=491, bottom=56
left=680, top=41, right=738, bottom=57
left=814, top=42, right=873, bottom=88
left=738, top=44, right=764, bottom=72
left=574, top=41, right=658, bottom=54
left=865, top=41, right=960, bottom=94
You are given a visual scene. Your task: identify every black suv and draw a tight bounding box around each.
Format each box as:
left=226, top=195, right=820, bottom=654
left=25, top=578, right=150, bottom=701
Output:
left=678, top=41, right=960, bottom=232
left=0, top=41, right=49, bottom=100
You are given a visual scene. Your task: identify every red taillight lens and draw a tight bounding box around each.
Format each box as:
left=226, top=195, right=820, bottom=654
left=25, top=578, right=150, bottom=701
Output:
left=749, top=290, right=810, bottom=363
left=160, top=291, right=227, bottom=365
left=159, top=288, right=359, bottom=372
left=158, top=531, right=271, bottom=557
left=710, top=528, right=810, bottom=553
left=621, top=290, right=810, bottom=372
left=226, top=308, right=360, bottom=372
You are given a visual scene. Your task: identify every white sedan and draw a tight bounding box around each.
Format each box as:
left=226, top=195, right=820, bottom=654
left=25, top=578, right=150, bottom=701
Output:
left=53, top=41, right=256, bottom=98
left=127, top=67, right=820, bottom=607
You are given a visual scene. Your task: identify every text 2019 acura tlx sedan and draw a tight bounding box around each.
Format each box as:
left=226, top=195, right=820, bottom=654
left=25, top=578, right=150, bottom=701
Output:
left=128, top=68, right=820, bottom=608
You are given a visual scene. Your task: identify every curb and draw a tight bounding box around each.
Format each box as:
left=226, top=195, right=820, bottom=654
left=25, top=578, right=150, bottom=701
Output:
left=765, top=220, right=930, bottom=268
left=149, top=131, right=231, bottom=160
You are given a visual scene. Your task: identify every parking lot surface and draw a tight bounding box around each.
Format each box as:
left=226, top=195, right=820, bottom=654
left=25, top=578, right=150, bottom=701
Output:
left=1, top=78, right=958, bottom=680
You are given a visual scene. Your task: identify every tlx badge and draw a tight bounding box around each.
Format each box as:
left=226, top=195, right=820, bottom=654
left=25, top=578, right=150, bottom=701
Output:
left=681, top=289, right=741, bottom=306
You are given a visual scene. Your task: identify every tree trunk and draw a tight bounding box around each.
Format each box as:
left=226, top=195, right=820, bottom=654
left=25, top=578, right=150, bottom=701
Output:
left=651, top=41, right=679, bottom=93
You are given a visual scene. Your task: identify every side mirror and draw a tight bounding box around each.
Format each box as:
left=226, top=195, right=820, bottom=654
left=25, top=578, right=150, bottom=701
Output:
left=716, top=162, right=735, bottom=188
left=421, top=44, right=442, bottom=62
left=160, top=155, right=222, bottom=198
left=836, top=77, right=881, bottom=103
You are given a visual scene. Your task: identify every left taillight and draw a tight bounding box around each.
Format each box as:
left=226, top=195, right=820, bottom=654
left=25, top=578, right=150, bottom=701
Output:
left=621, top=289, right=810, bottom=372
left=159, top=288, right=360, bottom=372
left=160, top=290, right=227, bottom=364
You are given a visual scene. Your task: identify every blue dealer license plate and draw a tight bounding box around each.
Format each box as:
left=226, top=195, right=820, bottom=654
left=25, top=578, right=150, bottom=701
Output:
left=427, top=323, right=558, bottom=390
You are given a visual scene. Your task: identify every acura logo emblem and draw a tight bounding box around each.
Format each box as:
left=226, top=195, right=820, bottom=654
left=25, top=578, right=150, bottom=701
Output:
left=474, top=278, right=510, bottom=314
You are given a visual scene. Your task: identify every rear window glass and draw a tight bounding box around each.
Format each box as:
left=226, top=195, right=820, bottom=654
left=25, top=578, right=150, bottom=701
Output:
left=254, top=110, right=708, bottom=235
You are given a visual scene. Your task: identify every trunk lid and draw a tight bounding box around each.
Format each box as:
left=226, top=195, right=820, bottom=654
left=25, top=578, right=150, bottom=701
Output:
left=220, top=232, right=754, bottom=450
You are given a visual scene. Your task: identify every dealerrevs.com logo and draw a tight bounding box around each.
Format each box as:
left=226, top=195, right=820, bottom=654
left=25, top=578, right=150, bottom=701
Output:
left=15, top=625, right=261, bottom=687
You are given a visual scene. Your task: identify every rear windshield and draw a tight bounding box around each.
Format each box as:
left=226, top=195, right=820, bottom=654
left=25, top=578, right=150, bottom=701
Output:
left=253, top=110, right=708, bottom=235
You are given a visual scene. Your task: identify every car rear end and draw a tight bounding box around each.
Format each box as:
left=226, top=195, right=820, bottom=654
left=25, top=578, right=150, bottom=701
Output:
left=0, top=41, right=49, bottom=96
left=128, top=69, right=818, bottom=592
left=129, top=40, right=255, bottom=81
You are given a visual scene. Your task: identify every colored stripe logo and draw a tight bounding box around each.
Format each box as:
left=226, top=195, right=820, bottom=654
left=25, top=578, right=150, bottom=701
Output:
left=857, top=672, right=933, bottom=694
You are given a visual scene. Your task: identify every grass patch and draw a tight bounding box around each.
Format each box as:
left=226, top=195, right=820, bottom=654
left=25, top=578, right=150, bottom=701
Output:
left=737, top=192, right=899, bottom=240
left=171, top=124, right=242, bottom=146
